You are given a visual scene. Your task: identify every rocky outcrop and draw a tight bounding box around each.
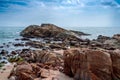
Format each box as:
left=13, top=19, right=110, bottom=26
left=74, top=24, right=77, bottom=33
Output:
left=8, top=62, right=73, bottom=80
left=20, top=24, right=86, bottom=41
left=90, top=35, right=120, bottom=50
left=20, top=24, right=66, bottom=38
left=19, top=50, right=63, bottom=67
left=97, top=35, right=111, bottom=43
left=113, top=34, right=120, bottom=41
left=6, top=48, right=120, bottom=80
left=8, top=62, right=49, bottom=80
left=64, top=48, right=120, bottom=80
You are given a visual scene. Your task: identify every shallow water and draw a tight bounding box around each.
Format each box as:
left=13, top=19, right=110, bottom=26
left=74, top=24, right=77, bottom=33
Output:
left=0, top=26, right=120, bottom=51
left=64, top=27, right=120, bottom=40
left=0, top=26, right=25, bottom=44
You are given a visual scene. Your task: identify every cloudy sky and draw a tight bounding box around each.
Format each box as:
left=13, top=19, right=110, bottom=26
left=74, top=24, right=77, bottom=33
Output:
left=0, top=0, right=120, bottom=27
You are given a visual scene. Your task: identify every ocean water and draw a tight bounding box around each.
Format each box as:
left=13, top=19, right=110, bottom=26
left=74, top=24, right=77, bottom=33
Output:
left=0, top=26, right=120, bottom=45
left=67, top=27, right=120, bottom=40
left=0, top=26, right=25, bottom=44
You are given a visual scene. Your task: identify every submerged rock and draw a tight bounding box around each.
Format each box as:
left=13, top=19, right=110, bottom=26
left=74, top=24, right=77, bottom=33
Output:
left=13, top=43, right=24, bottom=47
left=21, top=37, right=30, bottom=41
left=0, top=50, right=8, bottom=56
left=0, top=46, right=4, bottom=48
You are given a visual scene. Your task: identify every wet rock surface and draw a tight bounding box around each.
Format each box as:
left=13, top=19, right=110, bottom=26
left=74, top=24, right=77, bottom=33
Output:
left=25, top=41, right=45, bottom=48
left=0, top=50, right=8, bottom=57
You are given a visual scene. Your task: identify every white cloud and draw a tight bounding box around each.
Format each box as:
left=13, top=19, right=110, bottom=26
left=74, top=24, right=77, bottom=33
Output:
left=61, top=0, right=85, bottom=7
left=0, top=0, right=119, bottom=27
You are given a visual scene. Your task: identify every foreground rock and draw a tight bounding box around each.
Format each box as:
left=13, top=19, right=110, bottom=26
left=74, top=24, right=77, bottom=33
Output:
left=20, top=24, right=87, bottom=41
left=110, top=49, right=120, bottom=80
left=8, top=62, right=41, bottom=80
left=19, top=49, right=63, bottom=68
left=8, top=62, right=73, bottom=80
left=64, top=48, right=120, bottom=80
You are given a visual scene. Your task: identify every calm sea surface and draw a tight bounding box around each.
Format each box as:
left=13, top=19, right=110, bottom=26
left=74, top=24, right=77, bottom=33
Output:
left=0, top=26, right=120, bottom=45
left=0, top=26, right=25, bottom=44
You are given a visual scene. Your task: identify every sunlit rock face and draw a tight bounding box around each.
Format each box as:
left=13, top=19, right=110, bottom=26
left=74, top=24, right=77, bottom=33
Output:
left=64, top=48, right=120, bottom=80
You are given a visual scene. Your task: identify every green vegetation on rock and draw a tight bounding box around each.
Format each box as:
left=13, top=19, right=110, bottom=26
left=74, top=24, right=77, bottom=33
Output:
left=0, top=62, right=4, bottom=69
left=8, top=56, right=24, bottom=63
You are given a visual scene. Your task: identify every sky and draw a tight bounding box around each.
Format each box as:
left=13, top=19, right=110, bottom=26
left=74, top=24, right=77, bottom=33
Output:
left=0, top=0, right=120, bottom=27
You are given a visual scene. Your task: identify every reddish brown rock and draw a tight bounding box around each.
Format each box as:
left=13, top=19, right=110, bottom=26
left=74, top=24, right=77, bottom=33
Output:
left=40, top=68, right=50, bottom=78
left=64, top=48, right=112, bottom=80
left=8, top=62, right=41, bottom=80
left=110, top=49, right=120, bottom=80
left=86, top=50, right=112, bottom=80
left=20, top=50, right=62, bottom=67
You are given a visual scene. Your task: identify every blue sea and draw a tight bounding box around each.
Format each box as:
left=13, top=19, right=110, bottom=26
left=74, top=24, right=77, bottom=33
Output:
left=0, top=26, right=120, bottom=45
left=0, top=26, right=25, bottom=44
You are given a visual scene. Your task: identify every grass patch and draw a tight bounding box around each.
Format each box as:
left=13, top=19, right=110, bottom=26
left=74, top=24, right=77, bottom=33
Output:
left=0, top=62, right=4, bottom=69
left=8, top=56, right=24, bottom=63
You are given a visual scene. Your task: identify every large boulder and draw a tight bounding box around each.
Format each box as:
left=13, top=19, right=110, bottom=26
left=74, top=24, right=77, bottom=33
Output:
left=8, top=62, right=40, bottom=80
left=20, top=24, right=85, bottom=41
left=20, top=24, right=67, bottom=38
left=64, top=48, right=112, bottom=80
left=110, top=49, right=120, bottom=80
left=8, top=62, right=51, bottom=80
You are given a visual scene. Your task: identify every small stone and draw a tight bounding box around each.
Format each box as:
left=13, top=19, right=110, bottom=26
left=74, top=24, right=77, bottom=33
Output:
left=52, top=77, right=59, bottom=80
left=8, top=76, right=16, bottom=80
left=34, top=78, right=42, bottom=80
left=40, top=68, right=50, bottom=78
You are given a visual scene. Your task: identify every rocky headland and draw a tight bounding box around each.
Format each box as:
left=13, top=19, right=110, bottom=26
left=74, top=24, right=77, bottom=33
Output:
left=0, top=23, right=120, bottom=80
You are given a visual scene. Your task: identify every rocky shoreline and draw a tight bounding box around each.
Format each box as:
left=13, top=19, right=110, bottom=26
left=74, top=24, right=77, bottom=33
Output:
left=0, top=24, right=120, bottom=80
